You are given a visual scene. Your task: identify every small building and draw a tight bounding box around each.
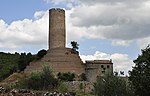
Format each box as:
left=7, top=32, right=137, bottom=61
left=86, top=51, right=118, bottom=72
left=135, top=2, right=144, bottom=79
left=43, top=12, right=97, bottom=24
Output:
left=85, top=60, right=113, bottom=82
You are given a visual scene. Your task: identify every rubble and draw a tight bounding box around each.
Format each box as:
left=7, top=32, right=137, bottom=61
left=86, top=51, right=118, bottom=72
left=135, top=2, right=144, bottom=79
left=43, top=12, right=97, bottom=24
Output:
left=0, top=86, right=76, bottom=96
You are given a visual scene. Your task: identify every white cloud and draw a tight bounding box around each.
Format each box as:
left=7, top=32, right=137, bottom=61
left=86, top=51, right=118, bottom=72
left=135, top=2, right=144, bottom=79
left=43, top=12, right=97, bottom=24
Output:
left=0, top=11, right=49, bottom=52
left=80, top=51, right=134, bottom=75
left=34, top=11, right=46, bottom=19
left=137, top=37, right=150, bottom=49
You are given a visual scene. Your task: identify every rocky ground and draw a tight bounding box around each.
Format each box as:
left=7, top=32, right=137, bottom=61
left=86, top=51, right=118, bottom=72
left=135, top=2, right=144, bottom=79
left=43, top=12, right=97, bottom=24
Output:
left=0, top=86, right=76, bottom=96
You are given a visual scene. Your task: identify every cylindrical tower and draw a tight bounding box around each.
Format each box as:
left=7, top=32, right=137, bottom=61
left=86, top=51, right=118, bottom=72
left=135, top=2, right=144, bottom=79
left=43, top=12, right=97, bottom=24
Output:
left=49, top=8, right=66, bottom=49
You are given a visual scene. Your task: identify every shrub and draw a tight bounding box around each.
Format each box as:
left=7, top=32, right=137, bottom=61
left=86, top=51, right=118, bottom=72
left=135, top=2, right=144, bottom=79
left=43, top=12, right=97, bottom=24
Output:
left=57, top=83, right=68, bottom=93
left=16, top=65, right=58, bottom=90
left=57, top=72, right=75, bottom=81
left=80, top=73, right=87, bottom=81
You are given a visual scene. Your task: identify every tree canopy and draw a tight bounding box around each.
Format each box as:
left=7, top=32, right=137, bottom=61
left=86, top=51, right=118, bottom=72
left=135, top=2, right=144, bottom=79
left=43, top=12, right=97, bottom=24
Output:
left=37, top=49, right=47, bottom=60
left=71, top=41, right=79, bottom=54
left=94, top=74, right=133, bottom=96
left=129, top=45, right=150, bottom=96
left=0, top=49, right=46, bottom=81
left=71, top=41, right=79, bottom=51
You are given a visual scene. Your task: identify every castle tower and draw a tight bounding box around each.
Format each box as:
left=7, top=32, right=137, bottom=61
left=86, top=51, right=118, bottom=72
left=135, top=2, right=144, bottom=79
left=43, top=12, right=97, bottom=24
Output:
left=49, top=8, right=66, bottom=49
left=25, top=8, right=85, bottom=76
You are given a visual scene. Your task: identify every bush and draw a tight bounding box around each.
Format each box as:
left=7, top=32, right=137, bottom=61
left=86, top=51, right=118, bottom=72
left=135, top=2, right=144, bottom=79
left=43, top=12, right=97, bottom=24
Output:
left=57, top=72, right=75, bottom=81
left=16, top=65, right=58, bottom=90
left=57, top=83, right=68, bottom=93
left=94, top=74, right=132, bottom=96
left=80, top=73, right=87, bottom=81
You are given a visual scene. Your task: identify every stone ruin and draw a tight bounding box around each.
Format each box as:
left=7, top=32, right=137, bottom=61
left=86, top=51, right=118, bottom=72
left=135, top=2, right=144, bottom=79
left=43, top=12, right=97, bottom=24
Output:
left=24, top=8, right=113, bottom=82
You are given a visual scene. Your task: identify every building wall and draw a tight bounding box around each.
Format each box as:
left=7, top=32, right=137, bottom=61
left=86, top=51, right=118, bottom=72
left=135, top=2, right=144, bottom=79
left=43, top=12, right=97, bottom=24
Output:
left=85, top=60, right=113, bottom=82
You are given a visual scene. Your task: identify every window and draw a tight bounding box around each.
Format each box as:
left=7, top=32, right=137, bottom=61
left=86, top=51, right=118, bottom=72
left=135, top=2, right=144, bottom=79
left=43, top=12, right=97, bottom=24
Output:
left=101, top=65, right=104, bottom=68
left=107, top=65, right=110, bottom=68
left=102, top=71, right=105, bottom=74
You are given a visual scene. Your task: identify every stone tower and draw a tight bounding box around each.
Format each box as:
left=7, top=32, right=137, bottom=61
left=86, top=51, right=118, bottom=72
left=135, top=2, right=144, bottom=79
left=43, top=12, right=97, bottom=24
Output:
left=49, top=8, right=65, bottom=49
left=25, top=8, right=85, bottom=76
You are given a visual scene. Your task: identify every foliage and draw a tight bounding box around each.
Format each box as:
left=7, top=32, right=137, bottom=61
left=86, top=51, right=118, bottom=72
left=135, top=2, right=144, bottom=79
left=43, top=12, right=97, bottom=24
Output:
left=0, top=52, right=19, bottom=81
left=57, top=83, right=68, bottom=93
left=0, top=49, right=45, bottom=81
left=17, top=52, right=36, bottom=72
left=80, top=73, right=87, bottom=81
left=37, top=49, right=47, bottom=60
left=16, top=65, right=58, bottom=90
left=94, top=74, right=132, bottom=96
left=71, top=41, right=79, bottom=50
left=79, top=82, right=84, bottom=90
left=71, top=41, right=79, bottom=54
left=57, top=72, right=75, bottom=81
left=129, top=45, right=150, bottom=96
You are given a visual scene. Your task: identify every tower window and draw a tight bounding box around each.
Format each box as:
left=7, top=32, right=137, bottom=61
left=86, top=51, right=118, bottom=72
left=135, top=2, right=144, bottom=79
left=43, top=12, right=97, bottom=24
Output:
left=107, top=65, right=110, bottom=68
left=101, top=65, right=104, bottom=68
left=102, top=71, right=105, bottom=74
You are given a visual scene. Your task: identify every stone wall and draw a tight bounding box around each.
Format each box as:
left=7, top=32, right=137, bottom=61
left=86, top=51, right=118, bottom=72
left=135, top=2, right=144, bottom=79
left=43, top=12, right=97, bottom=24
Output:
left=25, top=48, right=85, bottom=76
left=49, top=8, right=66, bottom=49
left=63, top=81, right=94, bottom=93
left=85, top=60, right=113, bottom=82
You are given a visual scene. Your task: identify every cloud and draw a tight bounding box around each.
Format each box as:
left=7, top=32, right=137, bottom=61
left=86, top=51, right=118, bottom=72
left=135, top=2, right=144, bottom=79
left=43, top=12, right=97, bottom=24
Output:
left=0, top=0, right=150, bottom=52
left=137, top=37, right=150, bottom=49
left=34, top=11, right=46, bottom=19
left=69, top=1, right=150, bottom=41
left=80, top=51, right=134, bottom=75
left=0, top=11, right=49, bottom=52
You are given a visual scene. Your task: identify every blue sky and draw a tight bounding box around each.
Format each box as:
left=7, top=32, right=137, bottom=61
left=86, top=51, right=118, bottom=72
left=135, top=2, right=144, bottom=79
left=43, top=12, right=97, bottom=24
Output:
left=0, top=0, right=150, bottom=75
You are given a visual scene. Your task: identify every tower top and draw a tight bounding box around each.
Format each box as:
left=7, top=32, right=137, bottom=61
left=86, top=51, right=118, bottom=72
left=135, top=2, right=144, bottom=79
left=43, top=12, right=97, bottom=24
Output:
left=49, top=8, right=65, bottom=11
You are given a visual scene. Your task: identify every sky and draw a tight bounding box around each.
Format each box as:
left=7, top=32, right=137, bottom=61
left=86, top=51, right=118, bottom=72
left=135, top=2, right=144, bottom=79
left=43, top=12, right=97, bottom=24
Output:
left=0, top=0, right=150, bottom=75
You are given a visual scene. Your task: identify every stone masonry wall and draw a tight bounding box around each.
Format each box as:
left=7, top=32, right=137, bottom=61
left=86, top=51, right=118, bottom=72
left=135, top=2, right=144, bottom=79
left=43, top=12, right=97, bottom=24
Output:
left=49, top=8, right=66, bottom=49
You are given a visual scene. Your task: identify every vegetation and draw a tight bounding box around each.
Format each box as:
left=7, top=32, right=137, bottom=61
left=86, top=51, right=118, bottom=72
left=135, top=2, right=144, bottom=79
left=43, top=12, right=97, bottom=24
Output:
left=15, top=65, right=58, bottom=90
left=36, top=49, right=47, bottom=60
left=80, top=73, right=87, bottom=81
left=94, top=73, right=133, bottom=96
left=0, top=49, right=46, bottom=81
left=2, top=45, right=150, bottom=95
left=71, top=41, right=79, bottom=54
left=129, top=45, right=150, bottom=96
left=17, top=52, right=36, bottom=72
left=57, top=72, right=75, bottom=81
left=0, top=52, right=19, bottom=81
left=57, top=83, right=68, bottom=93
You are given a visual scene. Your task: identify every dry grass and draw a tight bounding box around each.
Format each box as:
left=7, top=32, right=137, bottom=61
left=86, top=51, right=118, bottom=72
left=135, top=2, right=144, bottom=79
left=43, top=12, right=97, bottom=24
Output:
left=0, top=72, right=27, bottom=87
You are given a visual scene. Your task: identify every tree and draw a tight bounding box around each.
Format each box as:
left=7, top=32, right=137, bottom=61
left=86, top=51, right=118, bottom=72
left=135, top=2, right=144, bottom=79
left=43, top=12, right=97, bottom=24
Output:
left=71, top=41, right=79, bottom=54
left=18, top=53, right=27, bottom=72
left=129, top=45, right=150, bottom=96
left=17, top=52, right=35, bottom=72
left=94, top=74, right=132, bottom=96
left=37, top=49, right=47, bottom=60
